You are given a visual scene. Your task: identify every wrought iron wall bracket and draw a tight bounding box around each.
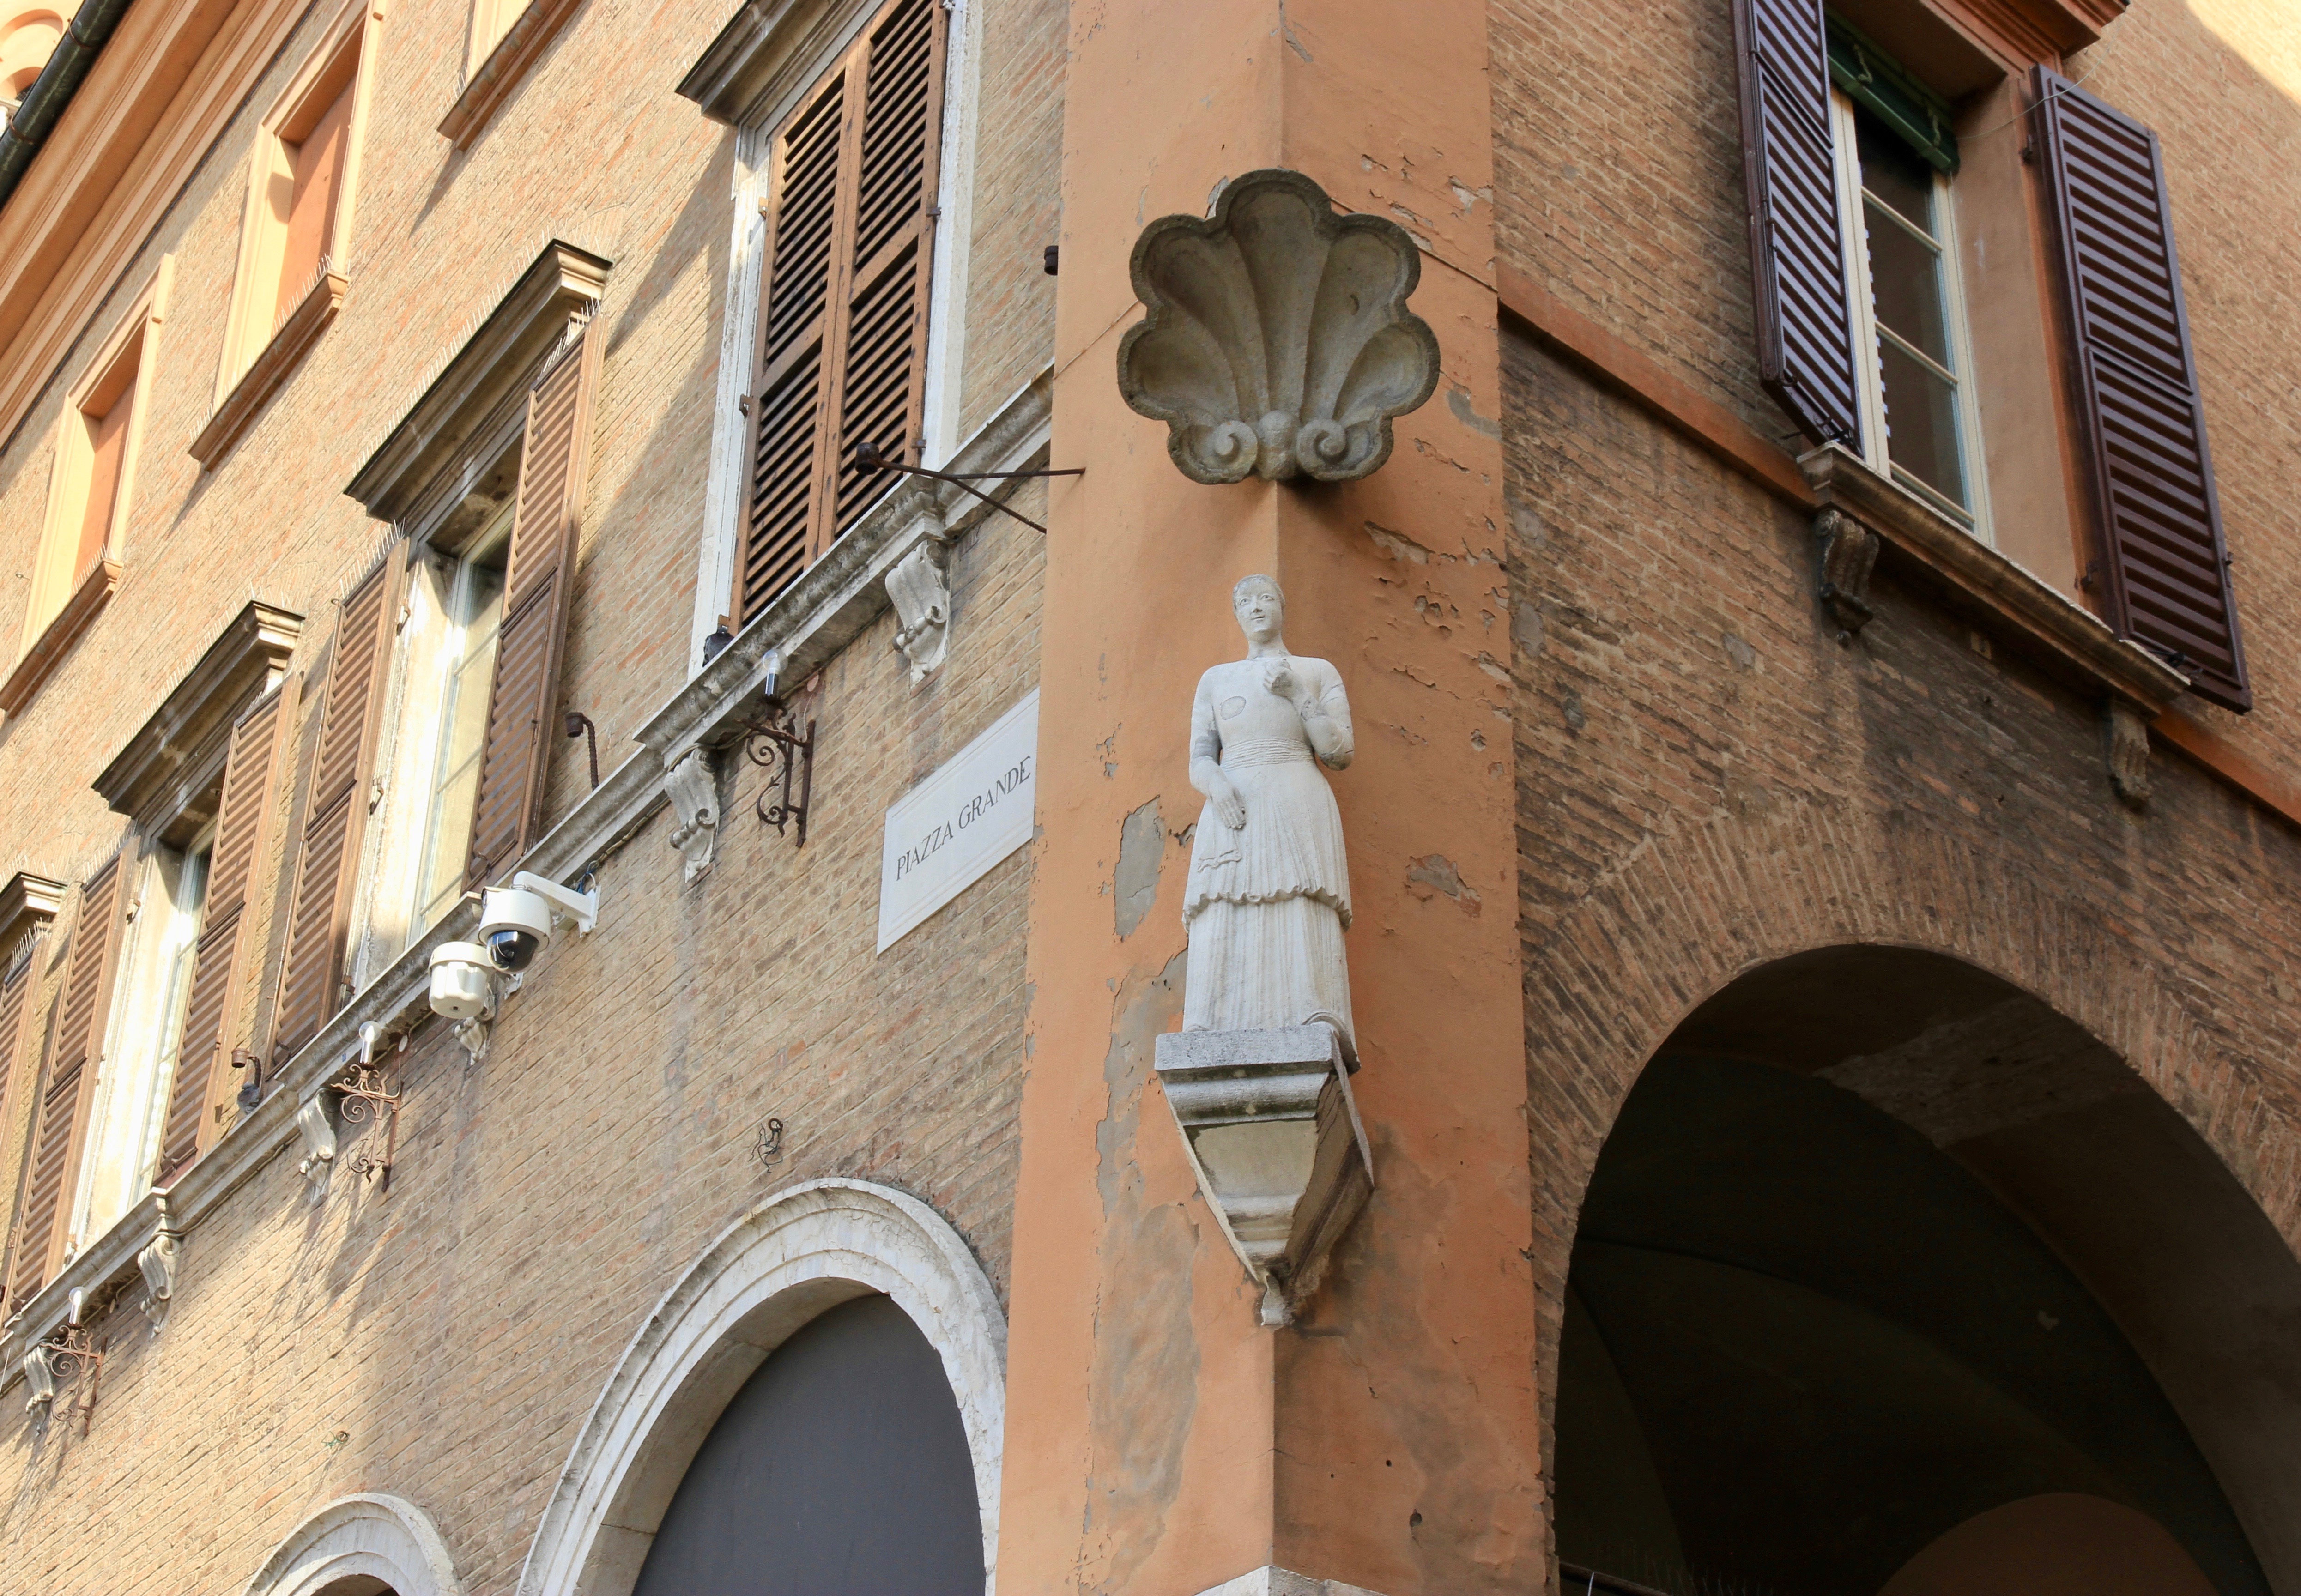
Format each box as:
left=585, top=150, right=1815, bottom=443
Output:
left=28, top=1289, right=104, bottom=1434
left=853, top=440, right=1081, bottom=536
left=742, top=711, right=815, bottom=846
left=333, top=1061, right=404, bottom=1192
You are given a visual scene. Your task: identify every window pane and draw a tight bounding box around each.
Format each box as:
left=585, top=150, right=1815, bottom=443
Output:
left=1878, top=340, right=1968, bottom=510
left=410, top=542, right=509, bottom=934
left=1853, top=104, right=1933, bottom=233
left=1864, top=200, right=1951, bottom=367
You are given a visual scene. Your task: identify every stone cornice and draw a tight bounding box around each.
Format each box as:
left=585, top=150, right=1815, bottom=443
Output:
left=0, top=0, right=311, bottom=457
left=0, top=871, right=64, bottom=946
left=678, top=0, right=855, bottom=127
left=0, top=369, right=1055, bottom=1389
left=343, top=239, right=611, bottom=527
left=94, top=600, right=302, bottom=822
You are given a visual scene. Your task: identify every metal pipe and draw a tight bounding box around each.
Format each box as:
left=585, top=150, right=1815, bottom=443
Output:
left=0, top=0, right=138, bottom=218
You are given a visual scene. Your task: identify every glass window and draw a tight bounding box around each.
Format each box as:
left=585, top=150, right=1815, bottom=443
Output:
left=408, top=522, right=510, bottom=938
left=73, top=828, right=210, bottom=1240
left=1832, top=95, right=1991, bottom=539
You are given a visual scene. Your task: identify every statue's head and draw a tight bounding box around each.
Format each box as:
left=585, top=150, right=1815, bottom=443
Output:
left=1233, top=574, right=1284, bottom=644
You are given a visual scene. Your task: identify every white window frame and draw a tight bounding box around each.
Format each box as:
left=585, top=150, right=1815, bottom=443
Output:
left=69, top=823, right=212, bottom=1247
left=689, top=0, right=983, bottom=675
left=1829, top=89, right=1993, bottom=545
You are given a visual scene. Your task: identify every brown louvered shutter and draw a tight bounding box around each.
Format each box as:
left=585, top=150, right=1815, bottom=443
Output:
left=462, top=319, right=601, bottom=887
left=272, top=559, right=394, bottom=1062
left=9, top=859, right=121, bottom=1305
left=734, top=0, right=945, bottom=624
left=157, top=688, right=287, bottom=1180
left=2031, top=67, right=2249, bottom=712
left=1731, top=0, right=1862, bottom=447
left=0, top=936, right=40, bottom=1309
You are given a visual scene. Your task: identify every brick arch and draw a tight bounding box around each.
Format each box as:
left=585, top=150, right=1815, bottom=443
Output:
left=1526, top=798, right=2297, bottom=1279
left=1525, top=796, right=2301, bottom=1587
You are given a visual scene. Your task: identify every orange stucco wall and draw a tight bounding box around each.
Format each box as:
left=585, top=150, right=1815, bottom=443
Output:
left=1000, top=0, right=1541, bottom=1590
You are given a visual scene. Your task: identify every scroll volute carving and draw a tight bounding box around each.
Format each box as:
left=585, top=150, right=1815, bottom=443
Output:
left=1118, top=169, right=1441, bottom=484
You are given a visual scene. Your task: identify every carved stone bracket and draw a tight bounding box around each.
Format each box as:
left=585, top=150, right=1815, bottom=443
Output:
left=136, top=1195, right=184, bottom=1329
left=295, top=1094, right=337, bottom=1198
left=21, top=1342, right=55, bottom=1416
left=1155, top=1022, right=1374, bottom=1327
left=886, top=492, right=953, bottom=684
left=2104, top=699, right=2152, bottom=810
left=664, top=747, right=719, bottom=885
left=1814, top=506, right=1882, bottom=643
left=1118, top=168, right=1440, bottom=484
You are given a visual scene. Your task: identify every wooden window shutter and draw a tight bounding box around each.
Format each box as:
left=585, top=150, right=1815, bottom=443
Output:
left=462, top=319, right=603, bottom=888
left=1731, top=0, right=1863, bottom=447
left=734, top=0, right=946, bottom=624
left=8, top=859, right=121, bottom=1306
left=272, top=556, right=395, bottom=1062
left=2030, top=67, right=2250, bottom=712
left=0, top=937, right=40, bottom=1309
left=156, top=688, right=288, bottom=1181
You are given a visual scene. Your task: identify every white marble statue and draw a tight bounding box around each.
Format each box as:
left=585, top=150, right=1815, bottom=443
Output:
left=1184, top=574, right=1356, bottom=1056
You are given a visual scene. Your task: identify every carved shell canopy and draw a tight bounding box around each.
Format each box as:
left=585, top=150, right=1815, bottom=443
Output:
left=1117, top=169, right=1441, bottom=484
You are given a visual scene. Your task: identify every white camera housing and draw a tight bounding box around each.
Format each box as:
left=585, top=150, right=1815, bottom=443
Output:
left=428, top=942, right=496, bottom=1021
left=477, top=872, right=599, bottom=973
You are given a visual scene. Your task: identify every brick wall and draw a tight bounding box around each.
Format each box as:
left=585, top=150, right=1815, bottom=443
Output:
left=0, top=0, right=1054, bottom=1584
left=1490, top=0, right=2301, bottom=1565
left=0, top=493, right=1042, bottom=1593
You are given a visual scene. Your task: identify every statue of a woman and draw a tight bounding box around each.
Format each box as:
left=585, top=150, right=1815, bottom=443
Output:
left=1184, top=574, right=1356, bottom=1057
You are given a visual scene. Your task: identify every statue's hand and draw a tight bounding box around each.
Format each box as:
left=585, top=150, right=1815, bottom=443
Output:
left=1261, top=656, right=1297, bottom=701
left=1210, top=774, right=1247, bottom=829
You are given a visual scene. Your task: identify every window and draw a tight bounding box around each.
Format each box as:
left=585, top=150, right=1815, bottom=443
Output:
left=198, top=0, right=379, bottom=465
left=279, top=301, right=600, bottom=1061
left=7, top=260, right=169, bottom=713
left=1831, top=94, right=1990, bottom=539
left=406, top=514, right=511, bottom=941
left=730, top=0, right=948, bottom=626
left=71, top=826, right=212, bottom=1242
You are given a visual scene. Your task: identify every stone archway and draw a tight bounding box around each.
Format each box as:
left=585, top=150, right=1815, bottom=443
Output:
left=1543, top=942, right=2301, bottom=1596
left=515, top=1178, right=1006, bottom=1596
left=241, top=1493, right=461, bottom=1596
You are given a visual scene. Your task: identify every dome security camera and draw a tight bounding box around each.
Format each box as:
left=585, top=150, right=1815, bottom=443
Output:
left=475, top=871, right=600, bottom=975
left=479, top=887, right=552, bottom=973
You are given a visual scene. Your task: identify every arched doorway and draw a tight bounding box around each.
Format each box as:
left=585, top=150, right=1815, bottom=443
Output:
left=1552, top=946, right=2301, bottom=1596
left=630, top=1294, right=982, bottom=1594
left=517, top=1179, right=1005, bottom=1596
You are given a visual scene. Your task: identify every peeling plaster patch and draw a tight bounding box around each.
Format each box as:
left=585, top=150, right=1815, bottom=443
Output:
left=1115, top=798, right=1163, bottom=939
left=1098, top=727, right=1121, bottom=779
left=1084, top=952, right=1197, bottom=1586
left=1509, top=598, right=1546, bottom=658
left=1405, top=853, right=1482, bottom=915
left=1278, top=1, right=1313, bottom=61
left=1723, top=632, right=1756, bottom=671
left=1365, top=520, right=1436, bottom=564
left=1505, top=491, right=1546, bottom=551
left=1446, top=387, right=1500, bottom=438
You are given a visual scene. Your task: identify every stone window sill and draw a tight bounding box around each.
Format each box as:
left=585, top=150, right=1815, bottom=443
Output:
left=437, top=0, right=582, bottom=150
left=1798, top=443, right=2189, bottom=716
left=189, top=268, right=347, bottom=469
left=0, top=555, right=122, bottom=717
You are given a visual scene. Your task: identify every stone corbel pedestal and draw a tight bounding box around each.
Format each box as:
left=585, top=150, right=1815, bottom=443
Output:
left=1155, top=1023, right=1373, bottom=1326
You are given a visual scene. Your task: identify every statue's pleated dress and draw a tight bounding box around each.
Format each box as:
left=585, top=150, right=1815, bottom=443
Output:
left=1183, top=657, right=1355, bottom=1054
